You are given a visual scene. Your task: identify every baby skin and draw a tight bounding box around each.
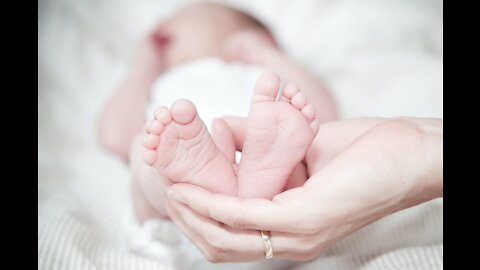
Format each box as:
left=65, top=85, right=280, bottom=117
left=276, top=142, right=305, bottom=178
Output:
left=139, top=72, right=319, bottom=203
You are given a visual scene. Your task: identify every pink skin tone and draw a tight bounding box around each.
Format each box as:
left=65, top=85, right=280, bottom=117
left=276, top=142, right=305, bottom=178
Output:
left=141, top=99, right=237, bottom=196
left=164, top=117, right=443, bottom=262
left=98, top=3, right=267, bottom=159
left=236, top=72, right=319, bottom=198
left=98, top=3, right=336, bottom=221
left=223, top=29, right=338, bottom=123
left=140, top=72, right=318, bottom=203
left=131, top=79, right=320, bottom=220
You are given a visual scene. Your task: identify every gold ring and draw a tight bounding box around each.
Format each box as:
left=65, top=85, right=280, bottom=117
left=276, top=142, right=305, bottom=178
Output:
left=260, top=230, right=273, bottom=259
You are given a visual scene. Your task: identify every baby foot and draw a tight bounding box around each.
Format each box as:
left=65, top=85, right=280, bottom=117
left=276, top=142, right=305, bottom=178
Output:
left=142, top=99, right=237, bottom=195
left=237, top=72, right=319, bottom=199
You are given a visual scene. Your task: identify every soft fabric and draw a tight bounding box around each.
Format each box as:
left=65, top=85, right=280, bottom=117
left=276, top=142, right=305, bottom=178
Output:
left=145, top=58, right=264, bottom=128
left=38, top=0, right=443, bottom=269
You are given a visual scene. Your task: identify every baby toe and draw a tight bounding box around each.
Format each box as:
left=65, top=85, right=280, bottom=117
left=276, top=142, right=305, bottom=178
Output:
left=145, top=120, right=164, bottom=134
left=291, top=92, right=307, bottom=110
left=301, top=104, right=316, bottom=120
left=310, top=119, right=320, bottom=135
left=142, top=149, right=157, bottom=165
left=252, top=71, right=281, bottom=103
left=282, top=83, right=299, bottom=101
left=142, top=133, right=160, bottom=149
left=170, top=99, right=197, bottom=125
left=154, top=106, right=172, bottom=125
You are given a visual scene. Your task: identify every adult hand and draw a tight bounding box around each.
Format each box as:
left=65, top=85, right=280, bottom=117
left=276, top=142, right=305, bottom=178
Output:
left=164, top=117, right=443, bottom=262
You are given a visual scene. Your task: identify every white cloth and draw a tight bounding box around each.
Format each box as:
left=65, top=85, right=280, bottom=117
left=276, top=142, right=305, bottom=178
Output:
left=145, top=58, right=264, bottom=129
left=38, top=0, right=443, bottom=269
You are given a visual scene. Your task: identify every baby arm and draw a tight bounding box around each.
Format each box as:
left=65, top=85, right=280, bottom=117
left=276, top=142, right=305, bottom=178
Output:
left=98, top=30, right=167, bottom=160
left=223, top=29, right=338, bottom=122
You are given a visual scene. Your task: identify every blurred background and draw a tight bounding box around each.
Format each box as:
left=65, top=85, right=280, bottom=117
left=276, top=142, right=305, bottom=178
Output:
left=38, top=0, right=442, bottom=269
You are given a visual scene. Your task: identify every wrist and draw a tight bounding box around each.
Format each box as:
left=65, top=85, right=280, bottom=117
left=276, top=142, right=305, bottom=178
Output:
left=394, top=118, right=443, bottom=207
left=411, top=118, right=443, bottom=199
left=362, top=118, right=443, bottom=211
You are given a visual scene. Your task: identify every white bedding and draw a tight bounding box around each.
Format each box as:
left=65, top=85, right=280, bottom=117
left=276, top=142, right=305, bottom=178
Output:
left=38, top=0, right=443, bottom=269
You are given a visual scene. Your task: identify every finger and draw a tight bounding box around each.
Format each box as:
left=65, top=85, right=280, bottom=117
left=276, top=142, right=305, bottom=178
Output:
left=164, top=197, right=215, bottom=260
left=167, top=196, right=265, bottom=262
left=219, top=116, right=247, bottom=151
left=167, top=183, right=310, bottom=233
left=210, top=118, right=236, bottom=163
left=168, top=195, right=328, bottom=261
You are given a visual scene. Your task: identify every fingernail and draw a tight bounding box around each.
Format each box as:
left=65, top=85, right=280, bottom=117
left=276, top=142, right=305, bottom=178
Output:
left=167, top=190, right=187, bottom=204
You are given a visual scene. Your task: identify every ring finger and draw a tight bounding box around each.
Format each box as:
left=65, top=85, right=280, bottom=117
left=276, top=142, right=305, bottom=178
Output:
left=167, top=195, right=305, bottom=261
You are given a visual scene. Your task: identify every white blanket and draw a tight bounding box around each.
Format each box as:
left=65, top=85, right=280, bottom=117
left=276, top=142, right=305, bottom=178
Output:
left=38, top=0, right=443, bottom=269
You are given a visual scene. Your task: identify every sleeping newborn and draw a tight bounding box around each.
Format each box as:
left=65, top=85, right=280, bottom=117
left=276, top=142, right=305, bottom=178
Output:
left=99, top=2, right=337, bottom=226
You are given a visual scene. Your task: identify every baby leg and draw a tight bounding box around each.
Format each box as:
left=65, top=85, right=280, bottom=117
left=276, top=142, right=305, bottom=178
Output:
left=237, top=72, right=319, bottom=199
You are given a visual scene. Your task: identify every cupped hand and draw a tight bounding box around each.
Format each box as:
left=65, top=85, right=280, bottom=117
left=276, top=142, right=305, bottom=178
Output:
left=165, top=117, right=443, bottom=262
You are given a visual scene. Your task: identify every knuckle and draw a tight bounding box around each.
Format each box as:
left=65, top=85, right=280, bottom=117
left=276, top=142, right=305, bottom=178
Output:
left=207, top=237, right=230, bottom=254
left=202, top=240, right=232, bottom=263
left=211, top=245, right=232, bottom=256
left=203, top=249, right=222, bottom=263
left=203, top=247, right=226, bottom=263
